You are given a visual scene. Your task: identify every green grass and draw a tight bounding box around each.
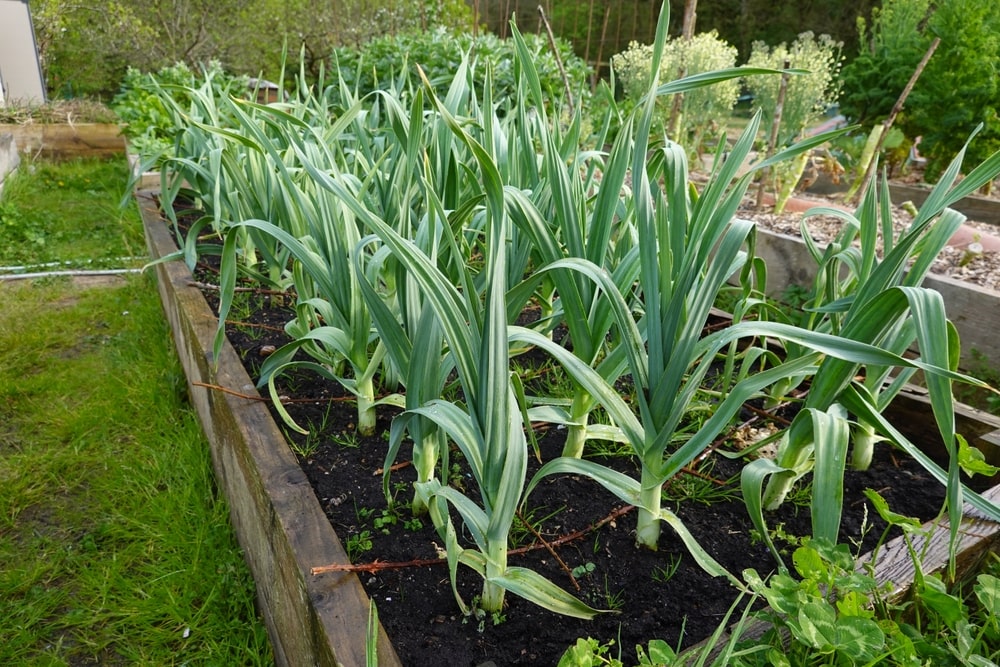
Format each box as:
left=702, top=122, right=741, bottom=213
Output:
left=0, top=157, right=147, bottom=266
left=0, top=157, right=272, bottom=665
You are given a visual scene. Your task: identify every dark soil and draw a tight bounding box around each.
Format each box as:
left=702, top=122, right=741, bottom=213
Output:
left=164, top=198, right=950, bottom=666
left=191, top=276, right=950, bottom=667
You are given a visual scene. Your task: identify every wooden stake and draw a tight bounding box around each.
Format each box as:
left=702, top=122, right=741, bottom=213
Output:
left=850, top=36, right=941, bottom=205
left=667, top=0, right=698, bottom=140
left=755, top=60, right=792, bottom=210
left=538, top=5, right=574, bottom=114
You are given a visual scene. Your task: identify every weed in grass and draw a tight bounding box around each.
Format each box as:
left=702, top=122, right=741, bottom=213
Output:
left=373, top=507, right=400, bottom=534
left=586, top=437, right=633, bottom=460
left=333, top=428, right=362, bottom=449
left=0, top=157, right=146, bottom=266
left=749, top=521, right=801, bottom=555
left=288, top=403, right=336, bottom=458
left=227, top=289, right=270, bottom=341
left=663, top=460, right=739, bottom=506
left=510, top=504, right=567, bottom=548
left=785, top=480, right=814, bottom=510
left=602, top=575, right=626, bottom=611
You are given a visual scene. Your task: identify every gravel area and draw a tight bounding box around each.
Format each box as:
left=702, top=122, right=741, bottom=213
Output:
left=740, top=197, right=1000, bottom=293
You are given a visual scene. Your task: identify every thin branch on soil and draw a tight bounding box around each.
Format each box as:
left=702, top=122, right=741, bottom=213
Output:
left=186, top=279, right=291, bottom=297
left=310, top=504, right=635, bottom=575
left=225, top=319, right=288, bottom=332
left=374, top=461, right=412, bottom=475
left=192, top=381, right=269, bottom=401
left=192, top=381, right=361, bottom=405
left=516, top=509, right=580, bottom=590
left=740, top=402, right=793, bottom=427
left=675, top=464, right=730, bottom=487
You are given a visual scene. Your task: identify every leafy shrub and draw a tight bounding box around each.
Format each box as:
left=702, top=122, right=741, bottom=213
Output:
left=838, top=0, right=933, bottom=127
left=840, top=0, right=1000, bottom=185
left=744, top=32, right=843, bottom=146
left=111, top=61, right=248, bottom=159
left=611, top=31, right=740, bottom=153
left=902, top=0, right=1000, bottom=183
left=330, top=28, right=590, bottom=110
left=743, top=32, right=843, bottom=212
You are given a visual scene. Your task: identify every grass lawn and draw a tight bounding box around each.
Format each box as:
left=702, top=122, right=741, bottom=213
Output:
left=0, top=156, right=272, bottom=665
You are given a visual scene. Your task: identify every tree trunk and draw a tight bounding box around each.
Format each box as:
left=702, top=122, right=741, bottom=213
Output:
left=667, top=0, right=698, bottom=141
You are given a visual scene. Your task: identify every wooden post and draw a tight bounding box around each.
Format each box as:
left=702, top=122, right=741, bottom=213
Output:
left=593, top=5, right=612, bottom=93
left=538, top=5, right=575, bottom=114
left=755, top=60, right=791, bottom=210
left=584, top=0, right=596, bottom=69
left=851, top=36, right=941, bottom=205
left=667, top=0, right=698, bottom=141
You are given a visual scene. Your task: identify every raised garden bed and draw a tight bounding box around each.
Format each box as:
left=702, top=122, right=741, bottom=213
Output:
left=138, top=191, right=400, bottom=666
left=750, top=226, right=1000, bottom=373
left=886, top=182, right=1000, bottom=227
left=0, top=122, right=125, bottom=160
left=139, top=190, right=1000, bottom=666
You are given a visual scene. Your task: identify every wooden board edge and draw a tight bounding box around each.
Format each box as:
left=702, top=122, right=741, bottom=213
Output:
left=0, top=123, right=126, bottom=159
left=137, top=192, right=401, bottom=667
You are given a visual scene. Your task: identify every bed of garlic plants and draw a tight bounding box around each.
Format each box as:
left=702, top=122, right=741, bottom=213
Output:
left=144, top=3, right=1000, bottom=622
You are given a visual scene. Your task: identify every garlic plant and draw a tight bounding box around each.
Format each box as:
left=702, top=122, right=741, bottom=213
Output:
left=141, top=3, right=1000, bottom=620
left=744, top=138, right=1000, bottom=565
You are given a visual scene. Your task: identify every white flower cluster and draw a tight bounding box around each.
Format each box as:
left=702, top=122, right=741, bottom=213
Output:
left=746, top=32, right=844, bottom=145
left=611, top=31, right=739, bottom=151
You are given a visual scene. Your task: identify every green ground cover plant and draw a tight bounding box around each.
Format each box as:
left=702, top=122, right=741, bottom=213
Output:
left=0, top=156, right=271, bottom=665
left=0, top=157, right=146, bottom=266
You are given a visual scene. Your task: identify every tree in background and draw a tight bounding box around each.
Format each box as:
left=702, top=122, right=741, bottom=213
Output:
left=473, top=1, right=876, bottom=72
left=32, top=0, right=154, bottom=97
left=839, top=0, right=1000, bottom=185
left=231, top=0, right=476, bottom=83
left=903, top=0, right=1000, bottom=184
left=612, top=31, right=739, bottom=152
left=838, top=0, right=932, bottom=127
left=31, top=0, right=474, bottom=99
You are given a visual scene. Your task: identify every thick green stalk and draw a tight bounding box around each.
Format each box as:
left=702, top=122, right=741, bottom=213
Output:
left=356, top=374, right=377, bottom=436
left=410, top=428, right=444, bottom=515
left=480, top=548, right=508, bottom=614
left=635, top=467, right=664, bottom=550
left=760, top=431, right=806, bottom=511
left=850, top=420, right=881, bottom=471
left=561, top=391, right=595, bottom=459
left=773, top=150, right=811, bottom=214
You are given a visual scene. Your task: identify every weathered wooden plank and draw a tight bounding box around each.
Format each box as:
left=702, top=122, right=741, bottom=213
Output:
left=139, top=192, right=401, bottom=667
left=883, top=384, right=1000, bottom=484
left=0, top=123, right=125, bottom=159
left=797, top=180, right=1000, bottom=227
left=0, top=131, right=20, bottom=196
left=888, top=182, right=1000, bottom=227
left=862, top=485, right=1000, bottom=595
